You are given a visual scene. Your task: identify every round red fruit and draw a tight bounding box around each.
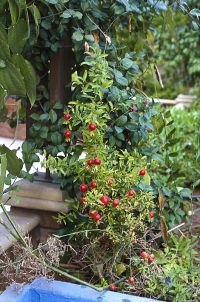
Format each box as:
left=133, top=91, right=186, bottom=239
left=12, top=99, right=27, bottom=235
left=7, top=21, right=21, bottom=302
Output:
left=141, top=251, right=148, bottom=259
left=149, top=254, right=155, bottom=260
left=79, top=183, right=88, bottom=193
left=94, top=213, right=101, bottom=221
left=107, top=178, right=114, bottom=185
left=90, top=181, right=97, bottom=189
left=128, top=277, right=135, bottom=284
left=100, top=195, right=109, bottom=205
left=80, top=197, right=86, bottom=203
left=139, top=169, right=146, bottom=176
left=88, top=123, right=97, bottom=131
left=128, top=190, right=135, bottom=197
left=109, top=284, right=117, bottom=291
left=112, top=199, right=119, bottom=207
left=148, top=256, right=155, bottom=264
left=89, top=211, right=95, bottom=217
left=64, top=113, right=71, bottom=120
left=87, top=159, right=94, bottom=166
left=64, top=130, right=72, bottom=137
left=94, top=158, right=101, bottom=165
left=149, top=211, right=155, bottom=218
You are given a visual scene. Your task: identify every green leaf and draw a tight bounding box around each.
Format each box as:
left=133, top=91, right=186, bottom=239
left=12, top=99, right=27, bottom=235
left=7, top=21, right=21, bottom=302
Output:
left=129, top=112, right=139, bottom=121
left=39, top=126, right=48, bottom=138
left=85, top=34, right=94, bottom=42
left=114, top=126, right=123, bottom=133
left=109, top=135, right=116, bottom=148
left=190, top=8, right=200, bottom=17
left=125, top=122, right=138, bottom=131
left=53, top=102, right=63, bottom=109
left=40, top=113, right=49, bottom=122
left=116, top=76, right=128, bottom=86
left=22, top=139, right=36, bottom=153
left=116, top=132, right=125, bottom=141
left=51, top=132, right=62, bottom=145
left=115, top=115, right=127, bottom=126
left=49, top=109, right=57, bottom=123
left=8, top=19, right=29, bottom=54
left=0, top=145, right=21, bottom=175
left=28, top=4, right=41, bottom=38
left=11, top=54, right=36, bottom=106
left=119, top=58, right=133, bottom=70
left=0, top=22, right=8, bottom=42
left=72, top=31, right=83, bottom=41
left=72, top=11, right=83, bottom=20
left=0, top=154, right=7, bottom=196
left=81, top=1, right=89, bottom=12
left=0, top=61, right=26, bottom=95
left=30, top=113, right=40, bottom=120
left=8, top=0, right=19, bottom=24
left=0, top=39, right=10, bottom=62
left=0, top=86, right=7, bottom=110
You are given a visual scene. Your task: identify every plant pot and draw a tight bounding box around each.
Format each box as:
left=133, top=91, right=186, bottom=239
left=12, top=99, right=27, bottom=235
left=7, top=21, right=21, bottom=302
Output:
left=0, top=278, right=165, bottom=302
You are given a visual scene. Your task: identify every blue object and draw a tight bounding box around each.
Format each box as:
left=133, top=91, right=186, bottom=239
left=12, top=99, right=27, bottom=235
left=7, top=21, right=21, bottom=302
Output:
left=0, top=278, right=165, bottom=302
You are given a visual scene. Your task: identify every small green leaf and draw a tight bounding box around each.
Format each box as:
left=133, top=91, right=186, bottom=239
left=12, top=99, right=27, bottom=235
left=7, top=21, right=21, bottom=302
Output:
left=190, top=8, right=200, bottom=17
left=49, top=109, right=57, bottom=124
left=0, top=145, right=21, bottom=175
left=119, top=58, right=133, bottom=70
left=53, top=102, right=63, bottom=109
left=39, top=126, right=48, bottom=138
left=30, top=113, right=40, bottom=120
left=8, top=0, right=19, bottom=24
left=115, top=115, right=127, bottom=126
left=0, top=86, right=7, bottom=110
left=72, top=31, right=83, bottom=41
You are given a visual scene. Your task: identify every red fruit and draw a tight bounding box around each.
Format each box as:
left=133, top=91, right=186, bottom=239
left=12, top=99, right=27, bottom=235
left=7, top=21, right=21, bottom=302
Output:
left=128, top=277, right=135, bottom=284
left=89, top=211, right=95, bottom=217
left=107, top=178, right=114, bottom=185
left=148, top=256, right=155, bottom=264
left=149, top=254, right=155, bottom=260
left=109, top=284, right=117, bottom=291
left=139, top=169, right=146, bottom=176
left=79, top=183, right=88, bottom=193
left=90, top=181, right=97, bottom=189
left=80, top=197, right=86, bottom=203
left=64, top=130, right=72, bottom=137
left=87, top=159, right=94, bottom=166
left=94, top=158, right=101, bottom=165
left=112, top=199, right=119, bottom=207
left=141, top=251, right=148, bottom=259
left=100, top=195, right=109, bottom=205
left=149, top=211, right=155, bottom=218
left=128, top=190, right=135, bottom=197
left=88, top=123, right=97, bottom=131
left=64, top=113, right=71, bottom=120
left=93, top=213, right=101, bottom=221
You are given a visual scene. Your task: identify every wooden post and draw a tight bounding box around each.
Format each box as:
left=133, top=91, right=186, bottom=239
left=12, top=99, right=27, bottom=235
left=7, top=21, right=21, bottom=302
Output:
left=50, top=32, right=73, bottom=106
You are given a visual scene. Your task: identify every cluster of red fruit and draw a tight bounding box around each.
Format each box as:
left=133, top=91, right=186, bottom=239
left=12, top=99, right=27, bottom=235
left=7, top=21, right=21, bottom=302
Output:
left=87, top=158, right=101, bottom=166
left=63, top=118, right=97, bottom=141
left=141, top=251, right=155, bottom=264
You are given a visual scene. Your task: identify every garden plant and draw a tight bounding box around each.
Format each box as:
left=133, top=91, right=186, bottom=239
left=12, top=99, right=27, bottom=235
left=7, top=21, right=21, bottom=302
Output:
left=0, top=0, right=200, bottom=301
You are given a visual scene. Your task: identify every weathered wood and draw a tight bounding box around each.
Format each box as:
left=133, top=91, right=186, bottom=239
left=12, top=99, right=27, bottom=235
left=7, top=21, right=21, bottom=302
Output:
left=50, top=33, right=73, bottom=106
